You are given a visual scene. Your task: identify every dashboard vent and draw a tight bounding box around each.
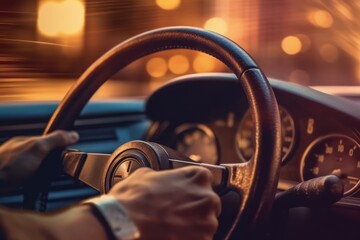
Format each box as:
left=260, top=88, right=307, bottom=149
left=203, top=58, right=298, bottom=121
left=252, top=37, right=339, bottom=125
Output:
left=0, top=175, right=98, bottom=210
left=77, top=127, right=118, bottom=143
left=0, top=115, right=148, bottom=210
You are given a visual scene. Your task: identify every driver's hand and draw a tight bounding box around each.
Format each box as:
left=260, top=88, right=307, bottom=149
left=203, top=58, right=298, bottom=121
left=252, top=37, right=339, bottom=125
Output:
left=108, top=166, right=221, bottom=240
left=0, top=130, right=79, bottom=186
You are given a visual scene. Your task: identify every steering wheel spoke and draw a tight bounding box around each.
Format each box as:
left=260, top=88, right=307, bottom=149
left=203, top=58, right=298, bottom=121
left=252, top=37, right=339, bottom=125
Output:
left=221, top=162, right=253, bottom=195
left=169, top=159, right=229, bottom=192
left=62, top=150, right=111, bottom=192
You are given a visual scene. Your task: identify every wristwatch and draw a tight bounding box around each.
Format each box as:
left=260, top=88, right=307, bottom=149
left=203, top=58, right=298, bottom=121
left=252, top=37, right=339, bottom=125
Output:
left=83, top=195, right=140, bottom=240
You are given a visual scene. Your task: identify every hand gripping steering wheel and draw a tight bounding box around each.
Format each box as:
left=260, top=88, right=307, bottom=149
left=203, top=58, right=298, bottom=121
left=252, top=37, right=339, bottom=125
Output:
left=25, top=27, right=282, bottom=239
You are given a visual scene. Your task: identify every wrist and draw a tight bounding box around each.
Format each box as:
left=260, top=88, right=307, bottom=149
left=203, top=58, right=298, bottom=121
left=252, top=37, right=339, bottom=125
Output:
left=0, top=205, right=108, bottom=240
left=47, top=205, right=108, bottom=240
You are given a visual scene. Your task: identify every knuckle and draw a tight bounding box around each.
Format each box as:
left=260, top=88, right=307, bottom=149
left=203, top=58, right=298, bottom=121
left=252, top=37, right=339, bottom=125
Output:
left=53, top=131, right=68, bottom=143
left=193, top=168, right=212, bottom=185
left=31, top=138, right=48, bottom=153
left=197, top=192, right=221, bottom=217
left=207, top=217, right=218, bottom=232
left=196, top=217, right=218, bottom=239
left=205, top=193, right=220, bottom=209
left=132, top=167, right=152, bottom=175
left=209, top=219, right=218, bottom=235
left=210, top=194, right=222, bottom=216
left=210, top=193, right=221, bottom=207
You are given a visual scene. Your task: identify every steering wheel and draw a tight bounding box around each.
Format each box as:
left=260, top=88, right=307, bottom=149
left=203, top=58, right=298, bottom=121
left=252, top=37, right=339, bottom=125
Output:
left=25, top=27, right=282, bottom=239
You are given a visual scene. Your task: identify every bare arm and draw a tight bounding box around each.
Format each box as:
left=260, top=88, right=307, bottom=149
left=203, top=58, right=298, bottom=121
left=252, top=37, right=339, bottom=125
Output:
left=0, top=205, right=107, bottom=240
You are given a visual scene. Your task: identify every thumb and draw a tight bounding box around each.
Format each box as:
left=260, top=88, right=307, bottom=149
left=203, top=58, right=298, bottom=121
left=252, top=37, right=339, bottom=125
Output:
left=39, top=130, right=79, bottom=151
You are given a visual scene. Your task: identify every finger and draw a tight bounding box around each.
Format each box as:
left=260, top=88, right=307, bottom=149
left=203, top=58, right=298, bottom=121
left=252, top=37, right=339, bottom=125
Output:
left=168, top=166, right=211, bottom=180
left=131, top=167, right=153, bottom=175
left=211, top=192, right=222, bottom=217
left=177, top=191, right=221, bottom=217
left=39, top=130, right=79, bottom=151
left=184, top=166, right=213, bottom=186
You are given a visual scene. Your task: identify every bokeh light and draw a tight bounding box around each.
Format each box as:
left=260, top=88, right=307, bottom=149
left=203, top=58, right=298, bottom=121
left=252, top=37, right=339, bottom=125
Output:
left=155, top=0, right=181, bottom=10
left=308, top=9, right=333, bottom=28
left=204, top=17, right=228, bottom=35
left=37, top=0, right=85, bottom=37
left=146, top=57, right=168, bottom=78
left=281, top=36, right=302, bottom=55
left=193, top=53, right=216, bottom=73
left=335, top=3, right=353, bottom=20
left=168, top=55, right=190, bottom=74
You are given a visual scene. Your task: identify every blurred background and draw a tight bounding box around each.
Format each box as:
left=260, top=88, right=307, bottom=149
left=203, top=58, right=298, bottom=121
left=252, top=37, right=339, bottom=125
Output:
left=1, top=0, right=360, bottom=101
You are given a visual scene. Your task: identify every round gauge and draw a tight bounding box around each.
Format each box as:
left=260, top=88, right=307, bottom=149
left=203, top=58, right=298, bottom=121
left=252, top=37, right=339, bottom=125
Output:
left=236, top=106, right=295, bottom=162
left=174, top=124, right=218, bottom=165
left=301, top=134, right=360, bottom=196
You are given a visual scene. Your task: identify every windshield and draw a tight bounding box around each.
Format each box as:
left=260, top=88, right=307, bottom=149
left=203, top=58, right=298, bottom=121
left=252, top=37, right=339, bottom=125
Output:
left=1, top=0, right=359, bottom=101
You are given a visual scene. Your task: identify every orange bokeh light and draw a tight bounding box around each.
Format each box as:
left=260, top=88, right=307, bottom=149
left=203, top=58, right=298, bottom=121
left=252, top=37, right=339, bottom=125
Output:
left=37, top=0, right=85, bottom=37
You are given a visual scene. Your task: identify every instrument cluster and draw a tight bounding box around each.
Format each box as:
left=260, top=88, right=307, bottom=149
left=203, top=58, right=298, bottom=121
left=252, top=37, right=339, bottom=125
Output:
left=145, top=73, right=360, bottom=198
left=170, top=106, right=360, bottom=197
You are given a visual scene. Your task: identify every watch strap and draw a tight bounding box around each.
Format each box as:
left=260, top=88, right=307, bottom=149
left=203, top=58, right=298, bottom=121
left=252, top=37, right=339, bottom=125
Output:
left=83, top=195, right=140, bottom=240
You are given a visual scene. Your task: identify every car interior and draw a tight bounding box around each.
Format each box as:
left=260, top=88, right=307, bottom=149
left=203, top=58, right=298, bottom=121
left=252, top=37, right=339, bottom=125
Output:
left=1, top=0, right=360, bottom=239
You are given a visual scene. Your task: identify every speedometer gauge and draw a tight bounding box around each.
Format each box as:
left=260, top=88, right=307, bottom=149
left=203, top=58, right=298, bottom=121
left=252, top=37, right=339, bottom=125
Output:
left=301, top=134, right=360, bottom=196
left=236, top=106, right=295, bottom=162
left=174, top=124, right=218, bottom=165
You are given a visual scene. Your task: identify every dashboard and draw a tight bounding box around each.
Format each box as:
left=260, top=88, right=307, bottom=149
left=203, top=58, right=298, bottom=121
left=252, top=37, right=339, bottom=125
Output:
left=0, top=73, right=359, bottom=239
left=145, top=73, right=360, bottom=205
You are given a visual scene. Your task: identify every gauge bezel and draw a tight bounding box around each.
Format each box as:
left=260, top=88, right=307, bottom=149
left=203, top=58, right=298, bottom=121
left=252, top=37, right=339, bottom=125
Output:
left=300, top=133, right=360, bottom=196
left=174, top=123, right=219, bottom=164
left=236, top=106, right=296, bottom=163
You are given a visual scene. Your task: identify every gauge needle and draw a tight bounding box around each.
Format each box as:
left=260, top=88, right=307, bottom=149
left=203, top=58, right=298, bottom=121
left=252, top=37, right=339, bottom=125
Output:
left=331, top=168, right=342, bottom=177
left=346, top=176, right=359, bottom=181
left=189, top=154, right=201, bottom=162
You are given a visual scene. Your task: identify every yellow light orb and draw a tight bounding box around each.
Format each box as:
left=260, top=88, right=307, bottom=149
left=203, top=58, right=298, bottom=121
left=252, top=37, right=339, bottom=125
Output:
left=281, top=36, right=302, bottom=55
left=313, top=10, right=334, bottom=28
left=146, top=58, right=168, bottom=78
left=61, top=0, right=85, bottom=35
left=37, top=0, right=85, bottom=37
left=204, top=17, right=228, bottom=35
left=168, top=55, right=190, bottom=74
left=193, top=53, right=216, bottom=73
left=37, top=2, right=62, bottom=37
left=156, top=0, right=181, bottom=10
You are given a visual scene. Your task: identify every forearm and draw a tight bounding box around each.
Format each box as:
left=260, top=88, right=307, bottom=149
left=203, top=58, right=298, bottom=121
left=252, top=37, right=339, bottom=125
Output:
left=0, top=205, right=107, bottom=240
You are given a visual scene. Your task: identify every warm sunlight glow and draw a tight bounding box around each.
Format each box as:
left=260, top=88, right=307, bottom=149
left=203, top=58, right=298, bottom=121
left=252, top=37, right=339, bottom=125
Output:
left=289, top=70, right=310, bottom=85
left=335, top=3, right=353, bottom=20
left=204, top=17, right=228, bottom=35
left=281, top=36, right=302, bottom=55
left=193, top=53, right=216, bottom=73
left=319, top=44, right=339, bottom=63
left=308, top=9, right=333, bottom=28
left=146, top=58, right=168, bottom=78
left=37, top=0, right=85, bottom=37
left=156, top=0, right=181, bottom=10
left=168, top=55, right=190, bottom=74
